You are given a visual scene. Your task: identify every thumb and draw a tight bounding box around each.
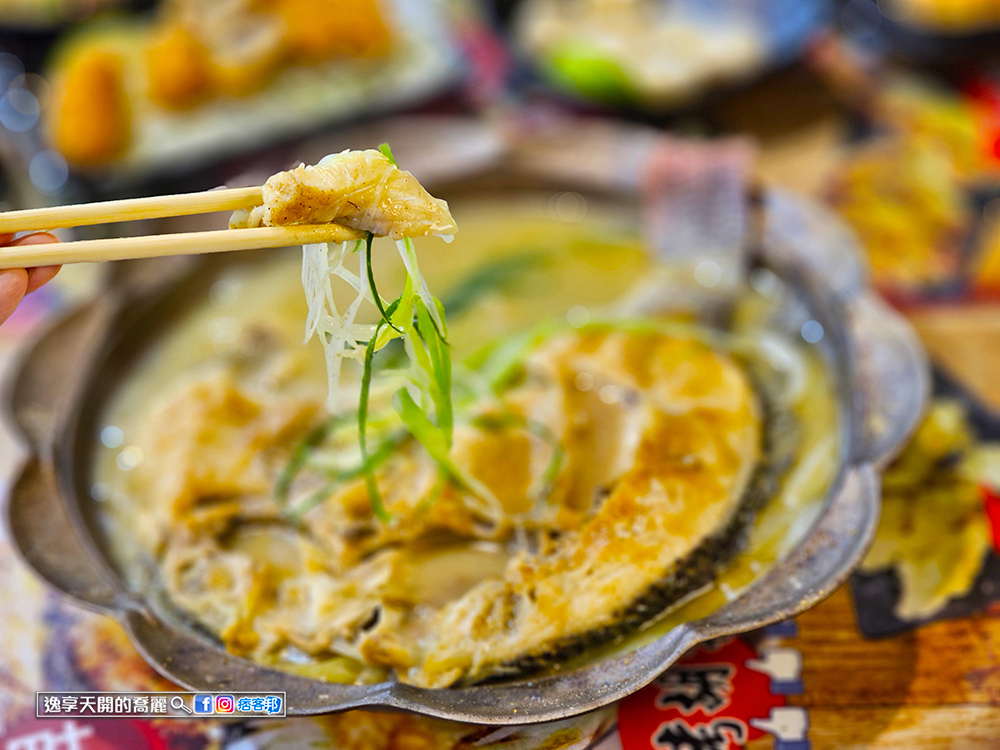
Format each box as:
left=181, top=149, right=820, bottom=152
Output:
left=0, top=268, right=29, bottom=325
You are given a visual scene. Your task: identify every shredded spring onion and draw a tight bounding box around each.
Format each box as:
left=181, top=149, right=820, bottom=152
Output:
left=295, top=144, right=470, bottom=520
left=300, top=236, right=452, bottom=409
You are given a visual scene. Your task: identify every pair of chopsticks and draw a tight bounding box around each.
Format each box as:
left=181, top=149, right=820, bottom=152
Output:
left=0, top=187, right=364, bottom=270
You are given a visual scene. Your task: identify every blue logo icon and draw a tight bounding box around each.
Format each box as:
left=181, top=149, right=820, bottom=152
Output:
left=263, top=695, right=283, bottom=715
left=193, top=694, right=215, bottom=714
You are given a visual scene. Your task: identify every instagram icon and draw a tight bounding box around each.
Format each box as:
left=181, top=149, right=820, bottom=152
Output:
left=215, top=695, right=235, bottom=714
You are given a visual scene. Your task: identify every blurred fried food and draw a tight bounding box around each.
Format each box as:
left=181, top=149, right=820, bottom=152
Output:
left=862, top=399, right=996, bottom=620
left=47, top=47, right=132, bottom=167
left=830, top=139, right=970, bottom=290
left=878, top=83, right=998, bottom=182
left=145, top=24, right=213, bottom=109
left=46, top=0, right=396, bottom=168
left=274, top=0, right=393, bottom=62
left=202, top=11, right=286, bottom=98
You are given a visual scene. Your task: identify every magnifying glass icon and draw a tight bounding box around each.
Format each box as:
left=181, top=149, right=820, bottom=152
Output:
left=170, top=696, right=193, bottom=715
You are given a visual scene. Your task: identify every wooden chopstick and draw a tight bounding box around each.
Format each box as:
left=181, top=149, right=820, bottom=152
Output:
left=0, top=225, right=365, bottom=269
left=0, top=185, right=366, bottom=268
left=0, top=186, right=264, bottom=233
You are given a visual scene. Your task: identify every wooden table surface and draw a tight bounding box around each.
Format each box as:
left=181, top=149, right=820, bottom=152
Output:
left=774, top=587, right=1000, bottom=749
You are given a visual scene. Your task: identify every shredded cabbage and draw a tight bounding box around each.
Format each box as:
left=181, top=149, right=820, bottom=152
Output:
left=301, top=235, right=451, bottom=413
left=302, top=238, right=374, bottom=412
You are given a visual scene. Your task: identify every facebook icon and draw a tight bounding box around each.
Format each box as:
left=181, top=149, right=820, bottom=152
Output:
left=193, top=694, right=215, bottom=714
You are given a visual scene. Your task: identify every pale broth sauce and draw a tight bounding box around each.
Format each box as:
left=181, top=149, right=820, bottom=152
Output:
left=92, top=199, right=837, bottom=683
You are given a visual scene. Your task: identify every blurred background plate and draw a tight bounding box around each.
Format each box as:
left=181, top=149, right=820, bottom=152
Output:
left=27, top=0, right=465, bottom=195
left=501, top=0, right=831, bottom=115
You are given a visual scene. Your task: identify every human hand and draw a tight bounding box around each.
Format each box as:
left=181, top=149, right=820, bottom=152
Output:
left=0, top=233, right=61, bottom=325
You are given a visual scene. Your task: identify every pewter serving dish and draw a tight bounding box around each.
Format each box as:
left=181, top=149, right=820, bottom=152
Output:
left=4, top=121, right=928, bottom=725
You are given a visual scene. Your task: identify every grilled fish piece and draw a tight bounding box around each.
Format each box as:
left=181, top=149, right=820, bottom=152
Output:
left=230, top=149, right=457, bottom=239
left=285, top=331, right=789, bottom=688
left=142, top=329, right=793, bottom=688
left=405, top=333, right=776, bottom=687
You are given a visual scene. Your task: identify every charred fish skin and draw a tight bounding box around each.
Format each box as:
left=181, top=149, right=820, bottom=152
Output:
left=471, top=363, right=798, bottom=685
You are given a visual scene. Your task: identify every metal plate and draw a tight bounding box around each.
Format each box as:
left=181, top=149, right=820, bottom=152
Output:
left=3, top=120, right=928, bottom=724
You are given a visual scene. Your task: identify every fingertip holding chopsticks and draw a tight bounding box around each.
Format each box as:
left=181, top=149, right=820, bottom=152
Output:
left=0, top=187, right=364, bottom=270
